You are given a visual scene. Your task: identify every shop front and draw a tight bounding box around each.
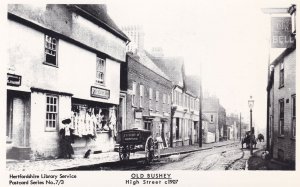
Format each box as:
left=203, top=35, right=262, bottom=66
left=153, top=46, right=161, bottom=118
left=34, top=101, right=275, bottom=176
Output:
left=70, top=98, right=117, bottom=154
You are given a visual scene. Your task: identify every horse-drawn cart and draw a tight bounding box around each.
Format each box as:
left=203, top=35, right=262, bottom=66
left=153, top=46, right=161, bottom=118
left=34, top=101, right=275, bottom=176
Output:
left=117, top=128, right=156, bottom=163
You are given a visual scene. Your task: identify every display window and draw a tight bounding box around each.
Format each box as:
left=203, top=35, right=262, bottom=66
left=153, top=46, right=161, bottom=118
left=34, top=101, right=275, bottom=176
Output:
left=70, top=98, right=117, bottom=139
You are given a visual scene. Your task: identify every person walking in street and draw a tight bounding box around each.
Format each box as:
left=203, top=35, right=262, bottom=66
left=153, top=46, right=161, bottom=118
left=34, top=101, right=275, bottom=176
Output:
left=59, top=118, right=75, bottom=159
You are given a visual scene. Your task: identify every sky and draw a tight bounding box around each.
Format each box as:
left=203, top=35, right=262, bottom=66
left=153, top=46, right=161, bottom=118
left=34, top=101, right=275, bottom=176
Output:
left=107, top=0, right=295, bottom=133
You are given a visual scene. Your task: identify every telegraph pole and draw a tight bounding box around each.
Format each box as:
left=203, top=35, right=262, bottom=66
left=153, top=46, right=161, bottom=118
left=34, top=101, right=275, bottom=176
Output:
left=198, top=62, right=203, bottom=147
left=240, top=113, right=242, bottom=141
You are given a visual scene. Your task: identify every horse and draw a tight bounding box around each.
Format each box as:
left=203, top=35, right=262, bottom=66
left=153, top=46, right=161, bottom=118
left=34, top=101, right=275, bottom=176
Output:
left=242, top=134, right=257, bottom=149
left=257, top=133, right=264, bottom=142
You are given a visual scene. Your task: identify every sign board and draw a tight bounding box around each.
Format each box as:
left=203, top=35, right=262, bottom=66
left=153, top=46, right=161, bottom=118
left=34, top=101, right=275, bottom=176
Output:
left=271, top=17, right=295, bottom=48
left=135, top=111, right=143, bottom=119
left=90, top=86, right=110, bottom=99
left=7, top=73, right=21, bottom=86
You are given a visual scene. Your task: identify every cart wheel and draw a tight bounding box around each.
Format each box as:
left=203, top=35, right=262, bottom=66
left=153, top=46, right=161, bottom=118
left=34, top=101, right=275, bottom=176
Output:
left=119, top=145, right=130, bottom=161
left=145, top=137, right=155, bottom=164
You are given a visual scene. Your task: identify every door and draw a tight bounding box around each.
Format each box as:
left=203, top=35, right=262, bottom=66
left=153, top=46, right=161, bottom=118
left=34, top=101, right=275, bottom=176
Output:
left=7, top=91, right=29, bottom=147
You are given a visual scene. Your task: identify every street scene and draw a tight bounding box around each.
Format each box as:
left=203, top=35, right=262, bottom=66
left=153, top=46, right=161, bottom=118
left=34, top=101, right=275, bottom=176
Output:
left=5, top=1, right=296, bottom=173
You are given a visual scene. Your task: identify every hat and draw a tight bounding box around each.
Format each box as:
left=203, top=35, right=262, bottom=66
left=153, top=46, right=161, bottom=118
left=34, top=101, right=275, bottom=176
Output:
left=62, top=118, right=71, bottom=124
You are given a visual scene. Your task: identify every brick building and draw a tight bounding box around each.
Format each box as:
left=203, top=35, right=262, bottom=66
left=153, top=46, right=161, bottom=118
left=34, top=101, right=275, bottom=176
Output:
left=120, top=52, right=172, bottom=146
left=267, top=47, right=296, bottom=165
left=147, top=50, right=200, bottom=147
left=6, top=4, right=129, bottom=160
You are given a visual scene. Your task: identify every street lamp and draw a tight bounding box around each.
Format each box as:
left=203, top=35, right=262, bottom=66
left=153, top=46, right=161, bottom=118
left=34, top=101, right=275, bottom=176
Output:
left=248, top=96, right=254, bottom=155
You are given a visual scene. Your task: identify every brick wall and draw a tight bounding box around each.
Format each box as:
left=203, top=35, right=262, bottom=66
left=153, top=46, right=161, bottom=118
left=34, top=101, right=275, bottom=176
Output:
left=125, top=55, right=172, bottom=137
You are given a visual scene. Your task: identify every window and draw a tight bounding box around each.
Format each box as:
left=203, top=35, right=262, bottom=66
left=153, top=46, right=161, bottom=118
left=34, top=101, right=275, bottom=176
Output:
left=173, top=91, right=177, bottom=105
left=211, top=115, right=214, bottom=123
left=168, top=94, right=171, bottom=112
left=144, top=121, right=151, bottom=130
left=279, top=99, right=284, bottom=136
left=279, top=61, right=284, bottom=88
left=149, top=88, right=153, bottom=110
left=176, top=118, right=180, bottom=140
left=46, top=95, right=58, bottom=131
left=163, top=94, right=166, bottom=112
left=44, top=34, right=58, bottom=66
left=292, top=95, right=296, bottom=137
left=132, top=82, right=136, bottom=107
left=96, top=57, right=106, bottom=85
left=156, top=91, right=159, bottom=112
left=179, top=92, right=182, bottom=106
left=140, top=85, right=144, bottom=108
left=177, top=91, right=180, bottom=106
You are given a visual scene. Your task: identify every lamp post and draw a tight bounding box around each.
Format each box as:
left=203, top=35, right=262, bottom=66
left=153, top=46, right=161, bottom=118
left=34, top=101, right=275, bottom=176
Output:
left=248, top=96, right=254, bottom=155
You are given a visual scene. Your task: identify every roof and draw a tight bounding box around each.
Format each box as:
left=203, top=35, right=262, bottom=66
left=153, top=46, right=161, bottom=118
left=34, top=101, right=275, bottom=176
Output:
left=271, top=46, right=296, bottom=67
left=202, top=96, right=220, bottom=112
left=145, top=51, right=185, bottom=87
left=72, top=4, right=130, bottom=42
left=128, top=51, right=171, bottom=81
left=185, top=75, right=201, bottom=97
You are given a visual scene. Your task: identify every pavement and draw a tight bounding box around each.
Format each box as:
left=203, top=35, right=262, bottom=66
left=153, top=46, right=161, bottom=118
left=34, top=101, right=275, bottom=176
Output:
left=6, top=140, right=238, bottom=171
left=247, top=144, right=295, bottom=170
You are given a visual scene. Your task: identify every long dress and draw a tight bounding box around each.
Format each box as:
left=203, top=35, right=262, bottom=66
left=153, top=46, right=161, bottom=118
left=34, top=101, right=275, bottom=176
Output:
left=59, top=128, right=74, bottom=158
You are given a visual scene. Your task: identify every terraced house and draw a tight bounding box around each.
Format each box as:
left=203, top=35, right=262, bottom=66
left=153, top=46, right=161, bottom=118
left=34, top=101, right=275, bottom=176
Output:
left=6, top=4, right=129, bottom=160
left=148, top=50, right=201, bottom=147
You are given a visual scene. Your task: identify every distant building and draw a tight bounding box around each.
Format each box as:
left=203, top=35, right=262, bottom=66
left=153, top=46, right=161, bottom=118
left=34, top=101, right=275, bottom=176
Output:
left=6, top=4, right=129, bottom=160
left=121, top=25, right=144, bottom=53
left=202, top=96, right=226, bottom=142
left=226, top=114, right=240, bottom=140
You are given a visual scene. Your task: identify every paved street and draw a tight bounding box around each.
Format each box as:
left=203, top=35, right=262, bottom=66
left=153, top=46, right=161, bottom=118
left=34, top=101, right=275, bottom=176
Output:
left=62, top=141, right=265, bottom=171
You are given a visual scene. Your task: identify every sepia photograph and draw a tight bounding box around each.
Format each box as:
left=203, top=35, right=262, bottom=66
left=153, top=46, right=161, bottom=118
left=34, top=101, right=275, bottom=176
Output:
left=1, top=0, right=298, bottom=186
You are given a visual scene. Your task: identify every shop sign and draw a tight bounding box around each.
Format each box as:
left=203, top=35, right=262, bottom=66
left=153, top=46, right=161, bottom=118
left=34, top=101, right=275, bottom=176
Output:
left=7, top=73, right=21, bottom=86
left=271, top=17, right=295, bottom=48
left=135, top=110, right=143, bottom=119
left=90, top=86, right=110, bottom=99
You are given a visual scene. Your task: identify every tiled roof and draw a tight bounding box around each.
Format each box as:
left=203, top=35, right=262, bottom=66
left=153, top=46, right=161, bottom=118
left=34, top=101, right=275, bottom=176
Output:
left=146, top=51, right=184, bottom=87
left=128, top=51, right=171, bottom=81
left=185, top=75, right=201, bottom=97
left=72, top=4, right=130, bottom=42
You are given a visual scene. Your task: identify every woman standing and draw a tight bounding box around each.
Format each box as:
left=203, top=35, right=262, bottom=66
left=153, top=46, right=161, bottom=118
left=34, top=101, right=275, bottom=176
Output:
left=59, top=118, right=75, bottom=159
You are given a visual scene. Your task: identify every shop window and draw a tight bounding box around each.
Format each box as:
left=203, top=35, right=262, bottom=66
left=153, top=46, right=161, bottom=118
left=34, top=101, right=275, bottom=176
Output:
left=149, top=88, right=153, bottom=110
left=132, top=82, right=136, bottom=107
left=46, top=95, right=58, bottom=131
left=96, top=56, right=106, bottom=85
left=140, top=85, right=144, bottom=108
left=279, top=61, right=284, bottom=88
left=279, top=99, right=284, bottom=136
left=155, top=91, right=159, bottom=112
left=292, top=95, right=296, bottom=137
left=44, top=34, right=58, bottom=66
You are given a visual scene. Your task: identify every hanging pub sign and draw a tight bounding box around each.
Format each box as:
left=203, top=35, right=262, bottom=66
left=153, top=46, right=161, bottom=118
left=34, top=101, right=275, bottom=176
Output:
left=271, top=17, right=295, bottom=48
left=7, top=73, right=21, bottom=86
left=90, top=86, right=110, bottom=99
